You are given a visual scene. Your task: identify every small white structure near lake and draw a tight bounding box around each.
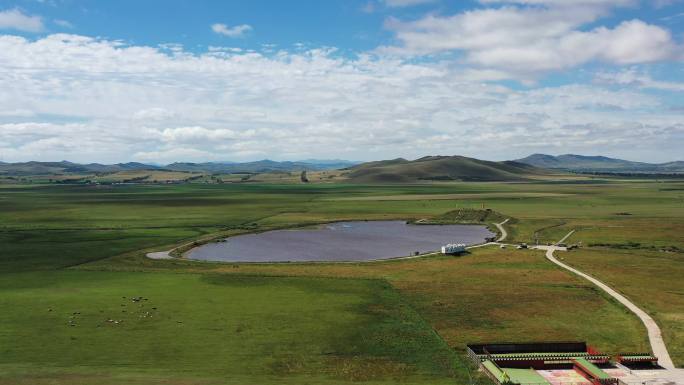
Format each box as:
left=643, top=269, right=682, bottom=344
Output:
left=441, top=243, right=466, bottom=254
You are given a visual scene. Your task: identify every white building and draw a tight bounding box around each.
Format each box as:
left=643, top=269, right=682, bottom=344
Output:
left=441, top=243, right=466, bottom=254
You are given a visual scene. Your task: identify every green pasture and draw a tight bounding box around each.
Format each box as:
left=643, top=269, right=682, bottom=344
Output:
left=0, top=271, right=459, bottom=385
left=2, top=181, right=682, bottom=252
left=101, top=247, right=647, bottom=355
left=562, top=248, right=684, bottom=366
left=1, top=179, right=683, bottom=383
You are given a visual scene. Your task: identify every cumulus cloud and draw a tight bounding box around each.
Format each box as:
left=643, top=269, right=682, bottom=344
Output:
left=0, top=8, right=43, bottom=32
left=380, top=2, right=679, bottom=79
left=0, top=33, right=681, bottom=163
left=211, top=23, right=252, bottom=38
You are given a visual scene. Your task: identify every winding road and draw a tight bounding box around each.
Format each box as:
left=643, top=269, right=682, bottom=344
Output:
left=494, top=218, right=509, bottom=242
left=537, top=231, right=676, bottom=370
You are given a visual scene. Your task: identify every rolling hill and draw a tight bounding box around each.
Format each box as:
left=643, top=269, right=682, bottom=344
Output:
left=517, top=154, right=684, bottom=173
left=0, top=159, right=358, bottom=176
left=165, top=160, right=357, bottom=173
left=0, top=161, right=160, bottom=175
left=345, top=156, right=551, bottom=183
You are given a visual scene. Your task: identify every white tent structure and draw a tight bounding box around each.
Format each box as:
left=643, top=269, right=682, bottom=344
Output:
left=441, top=243, right=466, bottom=254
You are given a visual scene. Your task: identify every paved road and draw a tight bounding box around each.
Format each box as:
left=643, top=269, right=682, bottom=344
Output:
left=495, top=218, right=510, bottom=242
left=537, top=236, right=675, bottom=370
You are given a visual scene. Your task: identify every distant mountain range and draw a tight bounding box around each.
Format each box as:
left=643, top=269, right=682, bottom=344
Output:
left=345, top=155, right=550, bottom=183
left=3, top=154, right=682, bottom=181
left=0, top=159, right=359, bottom=176
left=516, top=154, right=684, bottom=173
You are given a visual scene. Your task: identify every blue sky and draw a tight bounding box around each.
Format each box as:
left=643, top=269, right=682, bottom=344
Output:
left=0, top=0, right=683, bottom=163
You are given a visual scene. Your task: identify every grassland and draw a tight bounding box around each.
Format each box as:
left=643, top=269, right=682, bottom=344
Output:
left=0, top=271, right=460, bottom=385
left=1, top=179, right=683, bottom=383
left=561, top=248, right=684, bottom=367
left=92, top=247, right=648, bottom=352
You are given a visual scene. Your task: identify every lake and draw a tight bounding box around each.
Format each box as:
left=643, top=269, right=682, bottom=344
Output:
left=187, top=220, right=495, bottom=262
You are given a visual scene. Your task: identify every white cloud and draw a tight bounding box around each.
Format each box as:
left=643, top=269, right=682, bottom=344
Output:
left=156, top=126, right=241, bottom=143
left=0, top=8, right=43, bottom=32
left=595, top=20, right=677, bottom=64
left=133, top=108, right=177, bottom=121
left=0, top=33, right=681, bottom=163
left=0, top=108, right=34, bottom=117
left=595, top=68, right=684, bottom=91
left=211, top=23, right=252, bottom=38
left=132, top=148, right=218, bottom=163
left=384, top=0, right=437, bottom=7
left=380, top=3, right=679, bottom=79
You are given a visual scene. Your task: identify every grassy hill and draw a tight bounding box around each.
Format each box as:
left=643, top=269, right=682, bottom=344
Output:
left=427, top=208, right=509, bottom=224
left=345, top=155, right=551, bottom=183
left=517, top=154, right=684, bottom=173
left=165, top=160, right=356, bottom=173
left=0, top=160, right=357, bottom=177
left=0, top=161, right=159, bottom=175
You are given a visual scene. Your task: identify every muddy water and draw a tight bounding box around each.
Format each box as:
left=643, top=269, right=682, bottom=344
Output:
left=187, top=220, right=494, bottom=262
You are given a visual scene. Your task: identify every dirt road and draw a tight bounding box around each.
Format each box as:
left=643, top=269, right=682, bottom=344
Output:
left=495, top=218, right=509, bottom=242
left=538, top=237, right=675, bottom=369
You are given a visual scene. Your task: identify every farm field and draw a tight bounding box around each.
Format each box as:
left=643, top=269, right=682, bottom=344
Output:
left=1, top=179, right=683, bottom=383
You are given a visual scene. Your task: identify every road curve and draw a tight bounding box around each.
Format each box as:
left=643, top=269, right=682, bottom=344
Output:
left=495, top=218, right=510, bottom=242
left=540, top=245, right=675, bottom=369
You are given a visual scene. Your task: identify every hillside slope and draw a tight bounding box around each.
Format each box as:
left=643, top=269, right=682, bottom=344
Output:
left=0, top=161, right=159, bottom=175
left=0, top=159, right=358, bottom=176
left=346, top=156, right=550, bottom=183
left=165, top=160, right=356, bottom=173
left=517, top=154, right=684, bottom=173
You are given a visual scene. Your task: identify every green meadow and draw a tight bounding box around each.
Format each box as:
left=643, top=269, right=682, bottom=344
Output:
left=1, top=180, right=683, bottom=383
left=562, top=247, right=684, bottom=367
left=0, top=271, right=459, bottom=385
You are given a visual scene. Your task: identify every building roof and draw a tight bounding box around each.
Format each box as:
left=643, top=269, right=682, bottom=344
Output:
left=503, top=368, right=552, bottom=385
left=483, top=360, right=509, bottom=384
left=574, top=358, right=611, bottom=380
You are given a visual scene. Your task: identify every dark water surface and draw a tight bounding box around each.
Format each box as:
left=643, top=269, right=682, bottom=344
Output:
left=187, top=221, right=494, bottom=262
